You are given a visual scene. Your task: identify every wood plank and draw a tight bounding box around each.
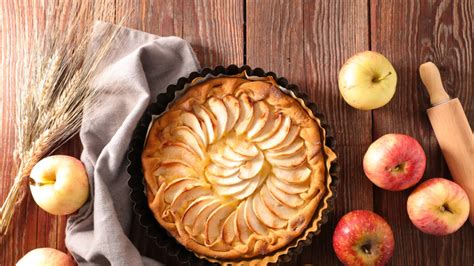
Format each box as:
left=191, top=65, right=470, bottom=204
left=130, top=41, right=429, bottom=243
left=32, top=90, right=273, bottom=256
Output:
left=246, top=0, right=371, bottom=265
left=371, top=0, right=474, bottom=265
left=115, top=1, right=244, bottom=264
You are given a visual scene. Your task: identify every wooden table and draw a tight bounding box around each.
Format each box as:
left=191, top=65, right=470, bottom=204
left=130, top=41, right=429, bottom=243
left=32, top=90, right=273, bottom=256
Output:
left=1, top=0, right=473, bottom=265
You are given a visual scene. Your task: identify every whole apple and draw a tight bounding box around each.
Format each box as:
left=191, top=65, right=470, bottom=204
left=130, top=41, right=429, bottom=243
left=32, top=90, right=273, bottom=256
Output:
left=16, top=248, right=76, bottom=266
left=333, top=210, right=394, bottom=266
left=29, top=155, right=89, bottom=215
left=407, top=178, right=470, bottom=235
left=338, top=51, right=397, bottom=110
left=363, top=134, right=426, bottom=191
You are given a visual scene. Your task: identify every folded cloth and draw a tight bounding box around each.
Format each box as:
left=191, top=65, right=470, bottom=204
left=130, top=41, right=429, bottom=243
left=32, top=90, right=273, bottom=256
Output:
left=65, top=21, right=200, bottom=265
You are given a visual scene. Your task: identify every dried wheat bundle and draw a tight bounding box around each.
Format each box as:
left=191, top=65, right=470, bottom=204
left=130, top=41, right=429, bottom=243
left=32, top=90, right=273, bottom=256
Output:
left=0, top=1, right=125, bottom=236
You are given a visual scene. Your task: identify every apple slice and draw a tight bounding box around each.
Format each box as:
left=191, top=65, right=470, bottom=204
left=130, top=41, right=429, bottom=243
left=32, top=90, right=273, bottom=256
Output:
left=170, top=184, right=211, bottom=215
left=227, top=138, right=259, bottom=158
left=257, top=116, right=292, bottom=150
left=260, top=185, right=296, bottom=220
left=269, top=125, right=300, bottom=151
left=213, top=179, right=251, bottom=197
left=244, top=196, right=268, bottom=235
left=234, top=94, right=254, bottom=135
left=235, top=202, right=252, bottom=243
left=222, top=211, right=237, bottom=244
left=233, top=176, right=261, bottom=200
left=265, top=148, right=306, bottom=169
left=208, top=172, right=243, bottom=186
left=223, top=95, right=240, bottom=132
left=247, top=101, right=269, bottom=139
left=161, top=142, right=201, bottom=163
left=266, top=178, right=304, bottom=207
left=210, top=152, right=242, bottom=168
left=154, top=162, right=197, bottom=179
left=163, top=178, right=198, bottom=204
left=253, top=189, right=287, bottom=229
left=239, top=152, right=264, bottom=180
left=192, top=200, right=221, bottom=236
left=193, top=105, right=217, bottom=144
left=266, top=138, right=304, bottom=158
left=252, top=112, right=283, bottom=142
left=206, top=163, right=239, bottom=177
left=207, top=97, right=227, bottom=139
left=223, top=146, right=248, bottom=162
left=181, top=112, right=207, bottom=146
left=174, top=126, right=204, bottom=159
left=182, top=196, right=214, bottom=229
left=205, top=203, right=234, bottom=244
left=269, top=175, right=308, bottom=194
left=273, top=166, right=311, bottom=184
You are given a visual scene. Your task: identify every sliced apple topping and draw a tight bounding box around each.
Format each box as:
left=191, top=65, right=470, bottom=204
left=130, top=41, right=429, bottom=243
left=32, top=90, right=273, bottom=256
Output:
left=239, top=152, right=264, bottom=180
left=269, top=175, right=308, bottom=194
left=266, top=178, right=304, bottom=208
left=273, top=166, right=311, bottom=184
left=154, top=162, right=197, bottom=179
left=260, top=185, right=297, bottom=220
left=222, top=211, right=237, bottom=244
left=207, top=97, right=227, bottom=139
left=180, top=112, right=207, bottom=146
left=206, top=163, right=239, bottom=177
left=223, top=146, right=248, bottom=162
left=223, top=95, right=240, bottom=132
left=210, top=152, right=242, bottom=168
left=213, top=179, right=251, bottom=197
left=208, top=172, right=243, bottom=186
left=227, top=138, right=259, bottom=158
left=270, top=125, right=300, bottom=151
left=163, top=178, right=199, bottom=204
left=252, top=112, right=283, bottom=142
left=161, top=142, right=201, bottom=163
left=253, top=191, right=287, bottom=229
left=192, top=200, right=221, bottom=236
left=205, top=204, right=234, bottom=244
left=246, top=101, right=269, bottom=139
left=174, top=126, right=204, bottom=159
left=265, top=138, right=304, bottom=158
left=193, top=105, right=217, bottom=144
left=235, top=202, right=252, bottom=243
left=233, top=176, right=261, bottom=200
left=265, top=147, right=306, bottom=169
left=257, top=116, right=292, bottom=150
left=244, top=196, right=268, bottom=235
left=170, top=185, right=211, bottom=215
left=234, top=94, right=254, bottom=135
left=182, top=196, right=214, bottom=229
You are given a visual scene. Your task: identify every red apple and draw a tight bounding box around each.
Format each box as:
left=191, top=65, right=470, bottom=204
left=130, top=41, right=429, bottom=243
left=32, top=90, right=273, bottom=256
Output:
left=407, top=178, right=470, bottom=235
left=16, top=248, right=76, bottom=266
left=333, top=210, right=395, bottom=266
left=363, top=134, right=426, bottom=191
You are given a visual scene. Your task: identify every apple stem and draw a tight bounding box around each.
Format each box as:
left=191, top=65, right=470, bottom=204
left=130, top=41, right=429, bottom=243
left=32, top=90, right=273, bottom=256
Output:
left=373, top=72, right=392, bottom=82
left=28, top=177, right=55, bottom=187
left=440, top=203, right=453, bottom=214
left=361, top=243, right=372, bottom=255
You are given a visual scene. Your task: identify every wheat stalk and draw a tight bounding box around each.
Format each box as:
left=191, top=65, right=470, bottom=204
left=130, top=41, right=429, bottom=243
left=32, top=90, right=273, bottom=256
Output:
left=0, top=1, right=126, bottom=236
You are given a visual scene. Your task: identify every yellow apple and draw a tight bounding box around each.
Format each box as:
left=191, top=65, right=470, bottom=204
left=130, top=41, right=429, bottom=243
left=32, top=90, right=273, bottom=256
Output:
left=338, top=51, right=397, bottom=110
left=16, top=248, right=76, bottom=266
left=29, top=155, right=89, bottom=215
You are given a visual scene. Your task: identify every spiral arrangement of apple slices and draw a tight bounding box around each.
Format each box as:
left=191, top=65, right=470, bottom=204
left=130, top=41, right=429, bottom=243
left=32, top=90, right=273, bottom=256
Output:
left=145, top=78, right=325, bottom=260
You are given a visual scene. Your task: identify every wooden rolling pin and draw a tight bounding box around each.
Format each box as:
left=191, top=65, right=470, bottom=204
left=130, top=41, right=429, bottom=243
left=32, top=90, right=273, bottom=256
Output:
left=419, top=62, right=474, bottom=225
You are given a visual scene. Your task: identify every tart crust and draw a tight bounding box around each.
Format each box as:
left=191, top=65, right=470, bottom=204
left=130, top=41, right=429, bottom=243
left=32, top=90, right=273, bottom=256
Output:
left=142, top=76, right=327, bottom=261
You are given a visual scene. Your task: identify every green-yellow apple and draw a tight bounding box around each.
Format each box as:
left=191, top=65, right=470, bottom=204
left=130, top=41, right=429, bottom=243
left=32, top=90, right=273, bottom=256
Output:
left=407, top=178, right=470, bottom=235
left=333, top=210, right=395, bottom=266
left=338, top=51, right=397, bottom=110
left=29, top=155, right=89, bottom=215
left=16, top=248, right=76, bottom=266
left=363, top=134, right=426, bottom=191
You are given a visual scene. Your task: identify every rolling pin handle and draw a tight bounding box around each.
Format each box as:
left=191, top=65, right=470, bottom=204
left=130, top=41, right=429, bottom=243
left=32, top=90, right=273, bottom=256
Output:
left=419, top=62, right=451, bottom=106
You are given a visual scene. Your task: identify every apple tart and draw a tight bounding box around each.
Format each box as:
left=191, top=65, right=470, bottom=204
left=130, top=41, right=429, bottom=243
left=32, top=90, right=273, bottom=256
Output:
left=142, top=76, right=328, bottom=260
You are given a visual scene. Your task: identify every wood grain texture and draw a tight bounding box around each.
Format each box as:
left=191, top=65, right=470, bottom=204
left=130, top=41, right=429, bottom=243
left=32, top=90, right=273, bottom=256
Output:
left=371, top=0, right=474, bottom=265
left=1, top=0, right=473, bottom=265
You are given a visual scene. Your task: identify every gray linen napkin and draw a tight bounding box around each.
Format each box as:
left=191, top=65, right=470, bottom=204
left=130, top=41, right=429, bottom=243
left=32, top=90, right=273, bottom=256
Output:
left=65, top=21, right=200, bottom=265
